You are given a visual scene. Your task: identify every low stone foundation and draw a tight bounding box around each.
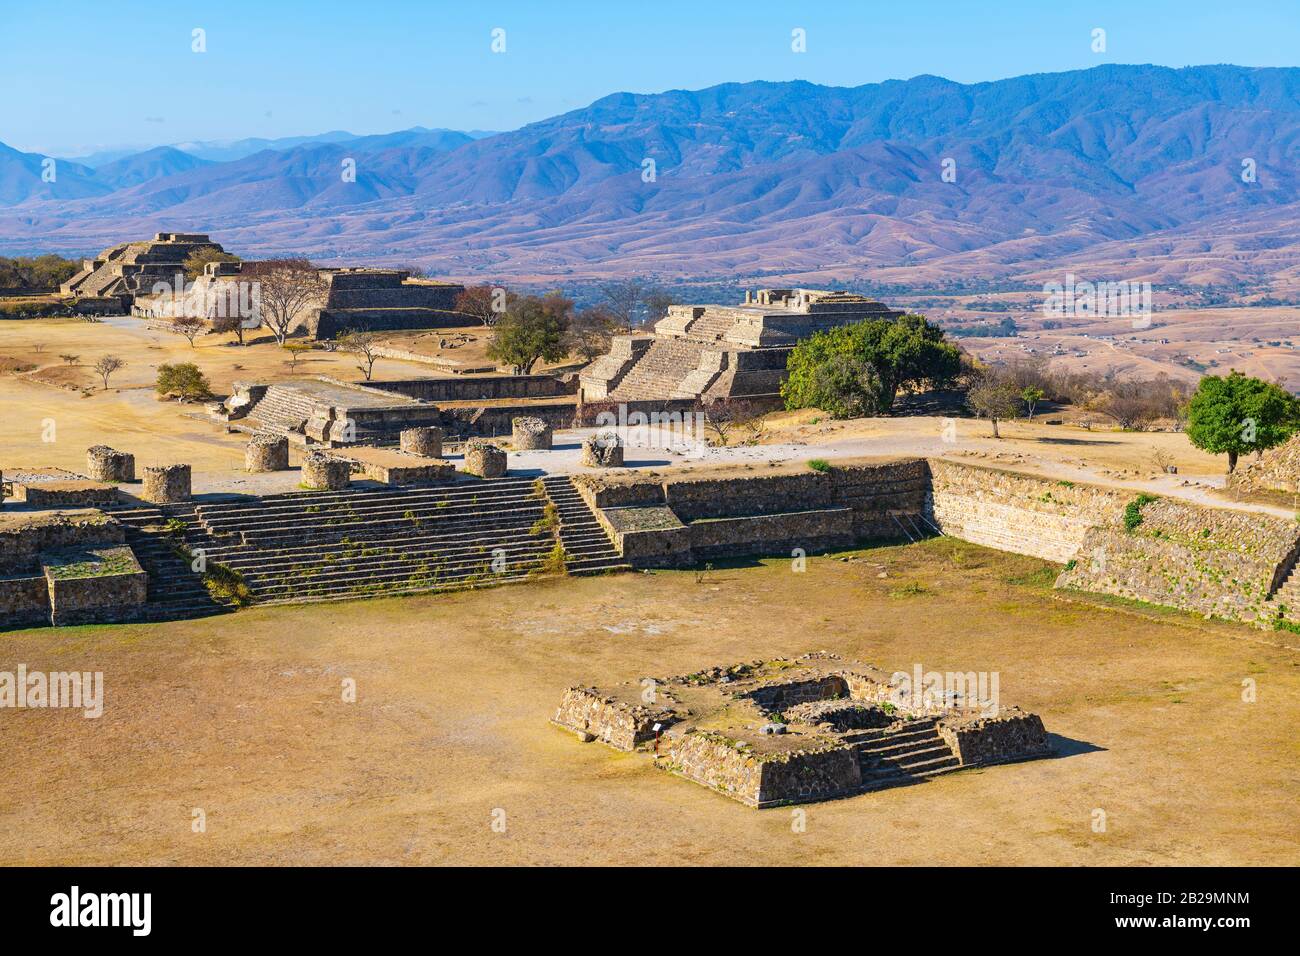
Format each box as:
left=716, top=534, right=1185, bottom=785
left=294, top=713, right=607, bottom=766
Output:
left=301, top=453, right=351, bottom=490
left=86, top=445, right=136, bottom=482
left=141, top=464, right=191, bottom=503
left=555, top=653, right=1052, bottom=807
left=463, top=440, right=507, bottom=478
left=511, top=416, right=553, bottom=450
left=40, top=544, right=148, bottom=626
left=245, top=434, right=290, bottom=473
left=580, top=431, right=624, bottom=467
left=400, top=426, right=444, bottom=458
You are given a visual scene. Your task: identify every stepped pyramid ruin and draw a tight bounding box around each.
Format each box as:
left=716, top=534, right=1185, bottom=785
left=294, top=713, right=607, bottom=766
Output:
left=61, top=232, right=224, bottom=301
left=580, top=288, right=902, bottom=403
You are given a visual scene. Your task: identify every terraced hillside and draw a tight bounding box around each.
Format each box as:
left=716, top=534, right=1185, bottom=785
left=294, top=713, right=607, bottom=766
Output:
left=110, top=475, right=627, bottom=610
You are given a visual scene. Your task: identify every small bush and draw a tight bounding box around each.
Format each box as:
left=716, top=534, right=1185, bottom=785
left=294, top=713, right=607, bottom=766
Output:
left=808, top=458, right=831, bottom=473
left=1123, top=493, right=1159, bottom=532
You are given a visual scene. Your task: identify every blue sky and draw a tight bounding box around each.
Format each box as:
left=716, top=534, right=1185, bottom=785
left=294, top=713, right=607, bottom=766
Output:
left=5, top=0, right=1298, bottom=156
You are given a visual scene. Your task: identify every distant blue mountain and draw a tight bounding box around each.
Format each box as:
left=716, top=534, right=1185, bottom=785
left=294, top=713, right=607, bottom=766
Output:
left=4, top=65, right=1300, bottom=281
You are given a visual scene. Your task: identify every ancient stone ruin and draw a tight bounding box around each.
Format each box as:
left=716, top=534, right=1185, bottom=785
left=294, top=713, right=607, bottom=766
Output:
left=400, top=426, right=444, bottom=458
left=245, top=434, right=290, bottom=473
left=301, top=453, right=351, bottom=490
left=141, top=464, right=191, bottom=503
left=580, top=431, right=624, bottom=468
left=463, top=440, right=507, bottom=478
left=580, top=288, right=901, bottom=403
left=554, top=652, right=1050, bottom=807
left=61, top=233, right=226, bottom=310
left=511, top=416, right=553, bottom=450
left=86, top=445, right=136, bottom=483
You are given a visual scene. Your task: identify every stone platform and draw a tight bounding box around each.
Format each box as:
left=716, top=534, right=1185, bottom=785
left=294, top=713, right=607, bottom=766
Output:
left=554, top=652, right=1051, bottom=807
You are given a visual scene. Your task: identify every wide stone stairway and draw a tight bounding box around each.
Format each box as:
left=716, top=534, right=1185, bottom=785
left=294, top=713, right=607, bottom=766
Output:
left=108, top=504, right=235, bottom=620
left=113, top=475, right=627, bottom=610
left=609, top=339, right=709, bottom=401
left=244, top=385, right=322, bottom=434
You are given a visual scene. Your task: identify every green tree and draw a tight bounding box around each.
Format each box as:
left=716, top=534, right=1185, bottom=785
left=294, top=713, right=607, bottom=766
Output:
left=155, top=362, right=212, bottom=402
left=782, top=314, right=962, bottom=418
left=487, top=292, right=572, bottom=373
left=967, top=376, right=1021, bottom=438
left=1186, top=371, right=1300, bottom=472
left=1020, top=385, right=1045, bottom=419
left=183, top=247, right=241, bottom=281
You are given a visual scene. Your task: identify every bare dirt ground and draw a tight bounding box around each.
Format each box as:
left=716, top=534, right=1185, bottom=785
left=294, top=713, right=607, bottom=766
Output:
left=2, top=538, right=1296, bottom=866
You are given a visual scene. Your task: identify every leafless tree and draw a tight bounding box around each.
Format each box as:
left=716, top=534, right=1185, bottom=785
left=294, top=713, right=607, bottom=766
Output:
left=339, top=330, right=382, bottom=381
left=600, top=279, right=643, bottom=331
left=455, top=284, right=507, bottom=327
left=93, top=355, right=125, bottom=390
left=566, top=306, right=616, bottom=362
left=241, top=259, right=325, bottom=345
left=699, top=398, right=768, bottom=447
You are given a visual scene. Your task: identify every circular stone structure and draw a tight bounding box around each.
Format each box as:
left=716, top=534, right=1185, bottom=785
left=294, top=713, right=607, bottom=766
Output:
left=581, top=431, right=624, bottom=468
left=141, top=464, right=192, bottom=503
left=400, top=426, right=444, bottom=458
left=511, top=417, right=553, bottom=451
left=86, top=445, right=136, bottom=482
left=245, top=433, right=290, bottom=473
left=463, top=440, right=507, bottom=478
left=301, top=452, right=352, bottom=490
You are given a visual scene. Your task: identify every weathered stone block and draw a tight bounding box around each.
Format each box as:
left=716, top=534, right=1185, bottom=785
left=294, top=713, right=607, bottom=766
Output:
left=511, top=416, right=553, bottom=450
left=580, top=431, right=623, bottom=468
left=400, top=426, right=444, bottom=458
left=141, top=464, right=191, bottom=503
left=245, top=433, right=290, bottom=473
left=86, top=445, right=135, bottom=482
left=463, top=440, right=507, bottom=478
left=301, top=453, right=351, bottom=490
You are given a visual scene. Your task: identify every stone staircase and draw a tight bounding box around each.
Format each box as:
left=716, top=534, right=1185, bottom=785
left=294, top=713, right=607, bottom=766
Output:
left=683, top=312, right=737, bottom=342
left=106, top=504, right=235, bottom=621
left=609, top=339, right=708, bottom=401
left=1265, top=561, right=1300, bottom=623
left=245, top=385, right=322, bottom=435
left=138, top=475, right=628, bottom=607
left=843, top=717, right=961, bottom=791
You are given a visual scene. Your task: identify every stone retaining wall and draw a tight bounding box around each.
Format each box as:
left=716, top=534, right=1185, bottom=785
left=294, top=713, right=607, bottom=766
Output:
left=928, top=459, right=1127, bottom=562
left=0, top=574, right=49, bottom=629
left=0, top=513, right=124, bottom=574
left=1056, top=496, right=1300, bottom=622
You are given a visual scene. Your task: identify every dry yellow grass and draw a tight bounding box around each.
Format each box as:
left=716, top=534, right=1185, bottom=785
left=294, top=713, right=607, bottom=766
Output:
left=2, top=539, right=1296, bottom=866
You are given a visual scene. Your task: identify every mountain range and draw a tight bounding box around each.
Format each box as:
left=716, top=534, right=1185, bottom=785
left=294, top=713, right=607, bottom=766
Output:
left=4, top=64, right=1300, bottom=290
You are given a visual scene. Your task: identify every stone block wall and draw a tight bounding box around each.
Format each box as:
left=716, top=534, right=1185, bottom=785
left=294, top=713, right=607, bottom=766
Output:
left=0, top=513, right=124, bottom=575
left=0, top=574, right=49, bottom=629
left=1056, top=496, right=1300, bottom=622
left=688, top=508, right=857, bottom=559
left=936, top=708, right=1051, bottom=766
left=664, top=732, right=765, bottom=805
left=42, top=545, right=148, bottom=626
left=368, top=374, right=576, bottom=403
left=928, top=459, right=1128, bottom=562
left=553, top=687, right=673, bottom=750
